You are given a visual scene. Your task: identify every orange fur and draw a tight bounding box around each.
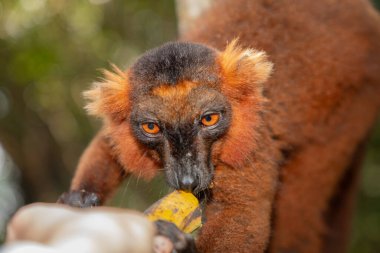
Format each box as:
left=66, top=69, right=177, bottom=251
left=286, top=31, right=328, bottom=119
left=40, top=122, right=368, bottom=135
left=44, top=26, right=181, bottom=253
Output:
left=152, top=81, right=198, bottom=99
left=149, top=81, right=204, bottom=124
left=217, top=41, right=272, bottom=168
left=218, top=39, right=273, bottom=101
left=70, top=131, right=125, bottom=202
left=70, top=66, right=160, bottom=203
left=105, top=121, right=160, bottom=179
left=218, top=98, right=263, bottom=168
left=83, top=65, right=131, bottom=122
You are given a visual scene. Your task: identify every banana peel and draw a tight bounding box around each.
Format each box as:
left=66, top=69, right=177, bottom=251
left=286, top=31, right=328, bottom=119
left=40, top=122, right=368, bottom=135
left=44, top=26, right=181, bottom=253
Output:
left=144, top=190, right=202, bottom=234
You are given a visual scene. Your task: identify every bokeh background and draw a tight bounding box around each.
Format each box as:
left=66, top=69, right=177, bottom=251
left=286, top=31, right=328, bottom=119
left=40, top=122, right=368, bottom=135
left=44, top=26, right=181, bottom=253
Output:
left=0, top=0, right=379, bottom=252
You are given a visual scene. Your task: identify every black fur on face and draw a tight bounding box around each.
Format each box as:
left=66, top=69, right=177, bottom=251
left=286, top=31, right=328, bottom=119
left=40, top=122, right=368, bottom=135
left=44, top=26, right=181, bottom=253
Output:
left=130, top=86, right=231, bottom=194
left=129, top=42, right=220, bottom=99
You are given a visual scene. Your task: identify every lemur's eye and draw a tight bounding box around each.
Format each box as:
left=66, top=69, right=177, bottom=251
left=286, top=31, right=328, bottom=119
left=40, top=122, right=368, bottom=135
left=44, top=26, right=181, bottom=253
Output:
left=201, top=113, right=220, bottom=127
left=142, top=123, right=160, bottom=135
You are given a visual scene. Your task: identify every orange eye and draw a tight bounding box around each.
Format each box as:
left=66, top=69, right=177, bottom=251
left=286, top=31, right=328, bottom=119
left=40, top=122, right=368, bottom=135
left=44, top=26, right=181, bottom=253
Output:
left=201, top=113, right=220, bottom=127
left=142, top=123, right=160, bottom=134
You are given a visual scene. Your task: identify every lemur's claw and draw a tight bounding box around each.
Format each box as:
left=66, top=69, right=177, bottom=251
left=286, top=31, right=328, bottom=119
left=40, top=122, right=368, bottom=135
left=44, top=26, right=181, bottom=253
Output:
left=154, top=220, right=197, bottom=253
left=57, top=190, right=100, bottom=208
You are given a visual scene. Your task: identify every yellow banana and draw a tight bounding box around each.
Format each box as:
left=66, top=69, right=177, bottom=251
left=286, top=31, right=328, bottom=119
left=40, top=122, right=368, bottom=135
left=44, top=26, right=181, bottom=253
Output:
left=144, top=190, right=202, bottom=233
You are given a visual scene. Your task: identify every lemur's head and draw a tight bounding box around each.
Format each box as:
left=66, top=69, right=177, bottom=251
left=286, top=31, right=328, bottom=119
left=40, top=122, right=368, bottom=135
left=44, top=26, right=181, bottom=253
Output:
left=85, top=40, right=272, bottom=194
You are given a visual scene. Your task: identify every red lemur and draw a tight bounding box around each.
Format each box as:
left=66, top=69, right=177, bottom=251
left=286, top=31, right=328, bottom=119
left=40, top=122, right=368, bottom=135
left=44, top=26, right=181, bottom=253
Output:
left=59, top=0, right=380, bottom=252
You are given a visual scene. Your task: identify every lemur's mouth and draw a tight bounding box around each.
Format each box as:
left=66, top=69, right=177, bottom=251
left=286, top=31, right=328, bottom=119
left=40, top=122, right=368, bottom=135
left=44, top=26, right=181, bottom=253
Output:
left=162, top=154, right=215, bottom=195
left=167, top=174, right=211, bottom=195
left=194, top=186, right=213, bottom=204
left=164, top=168, right=213, bottom=195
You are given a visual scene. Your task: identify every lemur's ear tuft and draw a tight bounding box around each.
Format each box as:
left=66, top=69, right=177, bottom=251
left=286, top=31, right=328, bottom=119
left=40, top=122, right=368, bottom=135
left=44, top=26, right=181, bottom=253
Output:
left=83, top=64, right=131, bottom=122
left=218, top=38, right=273, bottom=100
left=217, top=39, right=272, bottom=167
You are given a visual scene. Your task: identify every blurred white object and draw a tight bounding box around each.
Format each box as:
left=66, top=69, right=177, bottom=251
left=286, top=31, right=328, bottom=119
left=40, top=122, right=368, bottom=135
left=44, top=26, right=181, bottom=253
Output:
left=2, top=203, right=155, bottom=253
left=0, top=144, right=23, bottom=240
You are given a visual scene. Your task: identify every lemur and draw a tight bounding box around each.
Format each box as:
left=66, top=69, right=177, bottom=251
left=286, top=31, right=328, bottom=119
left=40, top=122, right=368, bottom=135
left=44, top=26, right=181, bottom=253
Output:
left=59, top=0, right=380, bottom=252
left=59, top=40, right=274, bottom=252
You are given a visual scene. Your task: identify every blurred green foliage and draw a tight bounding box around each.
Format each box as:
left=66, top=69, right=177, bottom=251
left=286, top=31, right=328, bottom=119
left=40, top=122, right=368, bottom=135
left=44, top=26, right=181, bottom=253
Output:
left=349, top=120, right=380, bottom=253
left=0, top=0, right=176, bottom=202
left=0, top=0, right=379, bottom=252
left=0, top=0, right=175, bottom=242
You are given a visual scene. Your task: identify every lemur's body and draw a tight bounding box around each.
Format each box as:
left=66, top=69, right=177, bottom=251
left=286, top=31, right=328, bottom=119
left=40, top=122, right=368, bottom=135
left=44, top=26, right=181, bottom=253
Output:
left=60, top=0, right=380, bottom=252
left=183, top=1, right=380, bottom=252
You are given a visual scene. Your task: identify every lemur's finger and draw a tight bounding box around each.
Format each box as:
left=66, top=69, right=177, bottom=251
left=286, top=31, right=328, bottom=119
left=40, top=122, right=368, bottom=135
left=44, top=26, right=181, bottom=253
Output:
left=153, top=235, right=174, bottom=253
left=57, top=189, right=100, bottom=208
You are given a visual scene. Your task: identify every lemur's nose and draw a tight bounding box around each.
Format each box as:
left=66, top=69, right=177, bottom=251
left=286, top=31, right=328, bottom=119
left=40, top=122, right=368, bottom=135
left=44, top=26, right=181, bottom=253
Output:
left=179, top=175, right=197, bottom=192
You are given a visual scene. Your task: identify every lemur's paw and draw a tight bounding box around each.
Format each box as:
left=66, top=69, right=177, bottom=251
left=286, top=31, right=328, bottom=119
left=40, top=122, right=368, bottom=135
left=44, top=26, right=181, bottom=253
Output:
left=154, top=220, right=197, bottom=253
left=57, top=190, right=100, bottom=208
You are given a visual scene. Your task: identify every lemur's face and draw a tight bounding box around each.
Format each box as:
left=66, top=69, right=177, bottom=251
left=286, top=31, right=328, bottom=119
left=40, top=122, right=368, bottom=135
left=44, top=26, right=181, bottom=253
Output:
left=130, top=82, right=231, bottom=193
left=126, top=43, right=233, bottom=193
left=85, top=41, right=272, bottom=195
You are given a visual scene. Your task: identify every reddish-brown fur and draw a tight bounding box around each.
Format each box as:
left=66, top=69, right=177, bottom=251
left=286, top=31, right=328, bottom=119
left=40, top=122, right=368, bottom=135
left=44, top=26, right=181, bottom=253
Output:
left=71, top=41, right=274, bottom=204
left=151, top=81, right=199, bottom=121
left=66, top=0, right=380, bottom=252
left=152, top=81, right=197, bottom=98
left=71, top=67, right=162, bottom=198
left=182, top=0, right=380, bottom=252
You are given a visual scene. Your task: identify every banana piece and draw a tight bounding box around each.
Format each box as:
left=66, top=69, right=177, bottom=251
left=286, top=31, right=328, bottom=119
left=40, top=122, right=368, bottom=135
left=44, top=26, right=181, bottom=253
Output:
left=144, top=190, right=202, bottom=233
